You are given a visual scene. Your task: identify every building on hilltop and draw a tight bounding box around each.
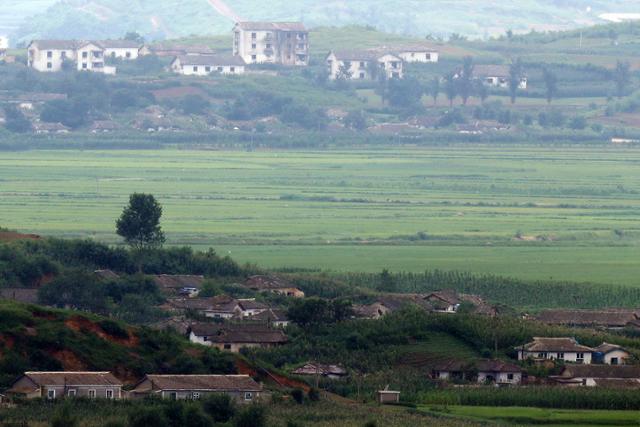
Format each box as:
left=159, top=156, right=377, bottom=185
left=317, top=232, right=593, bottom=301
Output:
left=473, top=64, right=528, bottom=89
left=189, top=323, right=287, bottom=352
left=516, top=337, right=595, bottom=364
left=6, top=372, right=123, bottom=400
left=233, top=22, right=309, bottom=66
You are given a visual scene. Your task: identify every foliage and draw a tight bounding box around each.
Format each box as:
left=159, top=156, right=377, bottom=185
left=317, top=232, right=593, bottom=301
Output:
left=202, top=393, right=236, bottom=423
left=180, top=95, right=210, bottom=116
left=3, top=105, right=32, bottom=133
left=116, top=193, right=166, bottom=251
left=287, top=298, right=354, bottom=327
left=234, top=405, right=267, bottom=427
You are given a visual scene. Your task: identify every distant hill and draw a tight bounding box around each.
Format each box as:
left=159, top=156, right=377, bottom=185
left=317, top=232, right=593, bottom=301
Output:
left=7, top=0, right=640, bottom=45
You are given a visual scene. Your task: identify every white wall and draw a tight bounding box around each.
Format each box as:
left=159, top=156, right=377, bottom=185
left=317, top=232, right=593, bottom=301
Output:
left=398, top=51, right=438, bottom=63
left=603, top=350, right=629, bottom=365
left=519, top=351, right=592, bottom=364
left=105, top=48, right=139, bottom=60
left=478, top=371, right=522, bottom=384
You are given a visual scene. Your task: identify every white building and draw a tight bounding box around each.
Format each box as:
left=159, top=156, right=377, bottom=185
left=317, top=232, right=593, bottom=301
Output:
left=0, top=36, right=8, bottom=60
left=474, top=64, right=527, bottom=89
left=326, top=50, right=403, bottom=81
left=98, top=40, right=142, bottom=60
left=395, top=46, right=439, bottom=63
left=595, top=343, right=630, bottom=365
left=516, top=337, right=594, bottom=364
left=171, top=54, right=246, bottom=76
left=27, top=40, right=115, bottom=74
left=552, top=365, right=640, bottom=387
left=233, top=22, right=309, bottom=66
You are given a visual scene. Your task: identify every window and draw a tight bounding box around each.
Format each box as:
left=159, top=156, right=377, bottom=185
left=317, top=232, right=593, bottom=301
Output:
left=217, top=67, right=223, bottom=72
left=47, top=51, right=53, bottom=58
left=61, top=51, right=67, bottom=59
left=203, top=336, right=208, bottom=342
left=359, top=61, right=365, bottom=68
left=47, top=62, right=52, bottom=69
left=193, top=66, right=198, bottom=72
left=266, top=43, right=272, bottom=49
left=611, top=357, right=619, bottom=365
left=192, top=392, right=200, bottom=400
left=205, top=66, right=211, bottom=72
left=507, top=374, right=514, bottom=380
left=82, top=52, right=88, bottom=58
left=251, top=43, right=256, bottom=49
left=68, top=389, right=77, bottom=397
left=111, top=52, right=116, bottom=58
left=82, top=63, right=88, bottom=69
left=244, top=392, right=253, bottom=401
left=359, top=72, right=365, bottom=79
left=126, top=52, right=131, bottom=58
left=106, top=389, right=114, bottom=399
left=251, top=32, right=257, bottom=39
left=224, top=344, right=232, bottom=350
left=426, top=53, right=431, bottom=60
left=557, top=352, right=565, bottom=360
left=88, top=389, right=96, bottom=398
left=230, top=67, right=235, bottom=73
left=297, top=44, right=305, bottom=49
left=47, top=389, right=56, bottom=399
left=169, top=392, right=177, bottom=400
left=251, top=55, right=257, bottom=61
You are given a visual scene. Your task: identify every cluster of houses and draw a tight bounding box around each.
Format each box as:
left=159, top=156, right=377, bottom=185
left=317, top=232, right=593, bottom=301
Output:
left=4, top=372, right=263, bottom=403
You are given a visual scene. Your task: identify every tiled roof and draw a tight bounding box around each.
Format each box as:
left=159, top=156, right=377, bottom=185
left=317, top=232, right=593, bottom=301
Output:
left=30, top=40, right=81, bottom=50
left=95, top=40, right=141, bottom=49
left=174, top=54, right=245, bottom=66
left=237, top=299, right=269, bottom=311
left=236, top=22, right=306, bottom=31
left=594, top=342, right=628, bottom=354
left=167, top=295, right=239, bottom=313
left=519, top=337, right=594, bottom=353
left=593, top=378, right=640, bottom=388
left=474, top=64, right=512, bottom=78
left=536, top=310, right=638, bottom=327
left=153, top=275, right=205, bottom=290
left=425, top=290, right=462, bottom=305
left=136, top=375, right=261, bottom=392
left=475, top=360, right=522, bottom=373
left=244, top=275, right=293, bottom=290
left=292, top=363, right=347, bottom=376
left=560, top=365, right=640, bottom=379
left=250, top=308, right=288, bottom=322
left=15, top=372, right=122, bottom=388
left=190, top=323, right=287, bottom=344
left=0, top=288, right=38, bottom=304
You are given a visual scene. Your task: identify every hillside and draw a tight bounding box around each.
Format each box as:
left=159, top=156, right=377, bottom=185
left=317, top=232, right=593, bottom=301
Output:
left=0, top=300, right=236, bottom=387
left=8, top=0, right=640, bottom=45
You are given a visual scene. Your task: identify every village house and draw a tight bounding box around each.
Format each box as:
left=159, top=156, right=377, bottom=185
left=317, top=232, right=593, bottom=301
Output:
left=326, top=50, right=403, bottom=80
left=93, top=269, right=120, bottom=281
left=535, top=309, right=639, bottom=330
left=352, top=302, right=393, bottom=319
left=551, top=365, right=640, bottom=388
left=129, top=375, right=263, bottom=402
left=516, top=337, right=595, bottom=364
left=98, top=40, right=142, bottom=59
left=189, top=323, right=287, bottom=352
left=292, top=363, right=348, bottom=380
left=473, top=64, right=527, bottom=89
left=237, top=299, right=269, bottom=317
left=244, top=275, right=305, bottom=298
left=33, top=122, right=70, bottom=134
left=0, top=288, right=39, bottom=304
left=6, top=372, right=123, bottom=400
left=164, top=295, right=242, bottom=319
left=171, top=54, right=246, bottom=76
left=594, top=343, right=630, bottom=365
left=249, top=308, right=290, bottom=327
left=152, top=274, right=205, bottom=297
left=0, top=36, right=7, bottom=61
left=392, top=45, right=439, bottom=63
left=431, top=359, right=523, bottom=385
left=423, top=290, right=496, bottom=315
left=141, top=44, right=215, bottom=57
left=376, top=387, right=401, bottom=404
left=233, top=22, right=309, bottom=66
left=27, top=40, right=116, bottom=74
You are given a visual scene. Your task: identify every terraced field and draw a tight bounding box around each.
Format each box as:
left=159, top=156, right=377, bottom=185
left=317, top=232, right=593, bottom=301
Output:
left=1, top=145, right=639, bottom=285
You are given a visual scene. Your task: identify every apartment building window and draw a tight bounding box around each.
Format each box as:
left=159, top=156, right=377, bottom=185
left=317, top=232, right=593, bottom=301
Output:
left=217, top=67, right=223, bottom=72
left=61, top=51, right=67, bottom=59
left=426, top=53, right=431, bottom=60
left=359, top=72, right=365, bottom=79
left=47, top=62, right=52, bottom=69
left=359, top=61, right=365, bottom=68
left=251, top=32, right=257, bottom=39
left=82, top=52, right=88, bottom=58
left=82, top=63, right=88, bottom=69
left=47, top=51, right=53, bottom=58
left=251, top=55, right=257, bottom=61
left=266, top=43, right=272, bottom=49
left=251, top=43, right=256, bottom=49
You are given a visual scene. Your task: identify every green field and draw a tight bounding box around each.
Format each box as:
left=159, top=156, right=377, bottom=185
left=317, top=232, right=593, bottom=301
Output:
left=1, top=146, right=639, bottom=285
left=422, top=405, right=640, bottom=426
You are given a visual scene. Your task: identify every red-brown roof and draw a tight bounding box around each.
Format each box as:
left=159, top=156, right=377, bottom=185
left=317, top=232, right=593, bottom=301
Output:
left=190, top=324, right=287, bottom=344
left=9, top=372, right=122, bottom=393
left=519, top=337, right=594, bottom=353
left=153, top=275, right=205, bottom=290
left=133, top=375, right=262, bottom=392
left=536, top=310, right=639, bottom=327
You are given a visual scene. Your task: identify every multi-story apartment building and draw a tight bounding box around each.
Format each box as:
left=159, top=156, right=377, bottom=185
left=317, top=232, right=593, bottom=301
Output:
left=233, top=22, right=308, bottom=66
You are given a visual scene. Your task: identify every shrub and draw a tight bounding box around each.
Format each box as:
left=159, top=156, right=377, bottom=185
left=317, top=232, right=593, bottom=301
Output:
left=234, top=405, right=267, bottom=427
left=51, top=403, right=79, bottom=427
left=202, top=393, right=235, bottom=422
left=129, top=408, right=169, bottom=427
left=291, top=388, right=305, bottom=404
left=183, top=406, right=212, bottom=427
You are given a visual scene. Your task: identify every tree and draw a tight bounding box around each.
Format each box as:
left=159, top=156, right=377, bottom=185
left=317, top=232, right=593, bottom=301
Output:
left=51, top=402, right=79, bottom=427
left=474, top=79, right=488, bottom=104
left=613, top=60, right=631, bottom=98
left=385, top=77, right=423, bottom=112
left=116, top=193, right=165, bottom=250
left=444, top=72, right=457, bottom=107
left=542, top=68, right=558, bottom=104
left=3, top=105, right=32, bottom=133
left=377, top=269, right=396, bottom=292
left=130, top=409, right=169, bottom=427
left=203, top=393, right=236, bottom=422
left=428, top=77, right=440, bottom=105
left=508, top=59, right=524, bottom=104
left=124, top=31, right=145, bottom=44
left=234, top=405, right=266, bottom=427
left=184, top=406, right=213, bottom=427
left=344, top=110, right=367, bottom=130
left=458, top=56, right=474, bottom=105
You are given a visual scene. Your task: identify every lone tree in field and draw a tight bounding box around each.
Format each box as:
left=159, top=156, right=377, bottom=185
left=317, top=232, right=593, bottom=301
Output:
left=542, top=68, right=558, bottom=104
left=508, top=59, right=524, bottom=104
left=116, top=193, right=165, bottom=250
left=613, top=60, right=631, bottom=98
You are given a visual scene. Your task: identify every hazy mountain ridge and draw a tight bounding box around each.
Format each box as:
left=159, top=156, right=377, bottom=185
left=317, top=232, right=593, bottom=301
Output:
left=6, top=0, right=640, bottom=44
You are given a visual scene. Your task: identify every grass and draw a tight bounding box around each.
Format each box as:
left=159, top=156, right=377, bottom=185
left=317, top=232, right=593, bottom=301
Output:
left=1, top=146, right=640, bottom=285
left=422, top=405, right=640, bottom=426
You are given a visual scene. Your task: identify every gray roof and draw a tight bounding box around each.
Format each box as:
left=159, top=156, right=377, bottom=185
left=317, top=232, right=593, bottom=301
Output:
left=134, top=375, right=262, bottom=392
left=518, top=337, right=594, bottom=353
left=190, top=324, right=287, bottom=344
left=536, top=310, right=639, bottom=328
left=29, top=40, right=80, bottom=50
left=95, top=40, right=141, bottom=49
left=560, top=365, right=640, bottom=379
left=329, top=50, right=384, bottom=62
left=236, top=22, right=306, bottom=32
left=174, top=54, right=245, bottom=67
